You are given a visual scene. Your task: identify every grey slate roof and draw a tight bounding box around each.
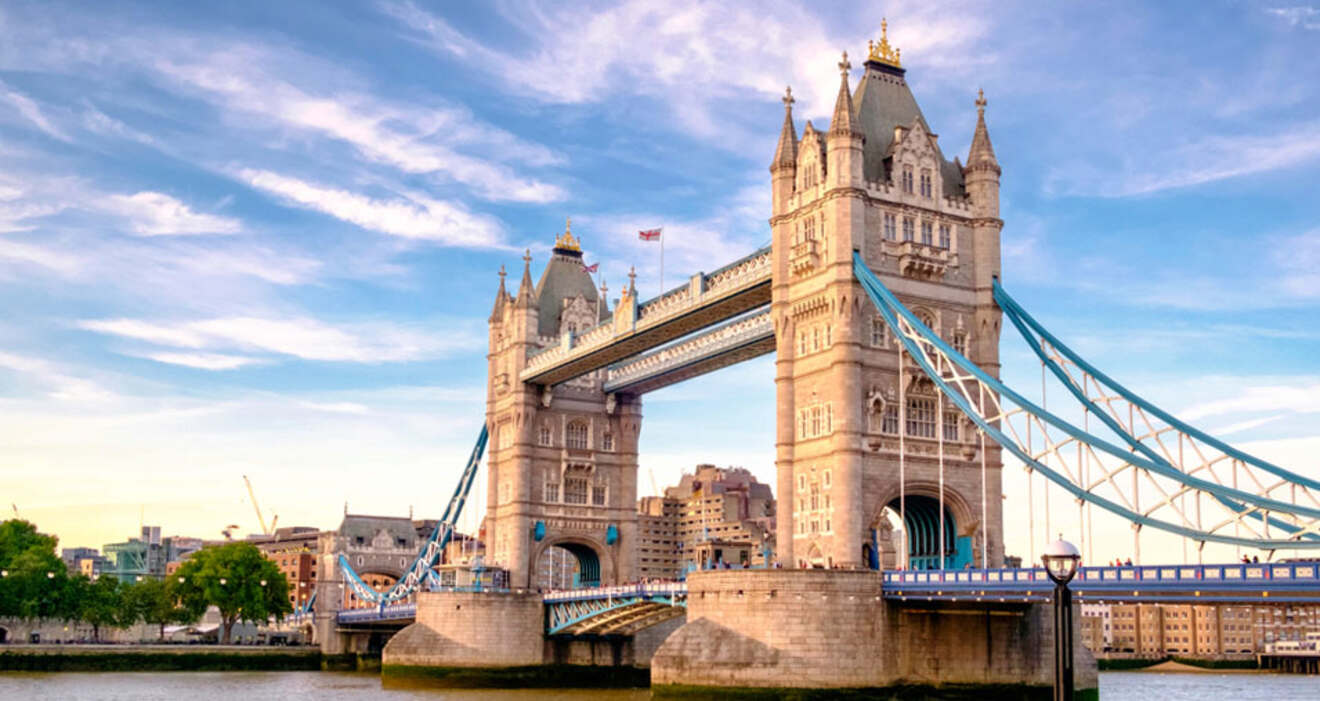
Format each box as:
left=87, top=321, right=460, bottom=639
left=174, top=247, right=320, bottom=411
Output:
left=533, top=247, right=610, bottom=337
left=849, top=62, right=965, bottom=197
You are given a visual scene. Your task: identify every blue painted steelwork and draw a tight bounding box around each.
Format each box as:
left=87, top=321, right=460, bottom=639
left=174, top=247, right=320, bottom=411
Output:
left=851, top=253, right=1320, bottom=549
left=544, top=583, right=688, bottom=634
left=882, top=562, right=1320, bottom=604
left=290, top=589, right=316, bottom=623
left=335, top=602, right=417, bottom=625
left=337, top=425, right=489, bottom=604
left=995, top=280, right=1320, bottom=541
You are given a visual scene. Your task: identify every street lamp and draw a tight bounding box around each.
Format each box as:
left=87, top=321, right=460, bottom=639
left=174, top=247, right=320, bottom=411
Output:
left=1041, top=538, right=1081, bottom=701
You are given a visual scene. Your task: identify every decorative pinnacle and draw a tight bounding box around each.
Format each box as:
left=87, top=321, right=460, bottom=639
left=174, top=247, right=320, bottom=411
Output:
left=782, top=85, right=794, bottom=108
left=868, top=17, right=902, bottom=67
left=498, top=264, right=506, bottom=282
left=976, top=88, right=987, bottom=113
left=554, top=217, right=581, bottom=252
left=627, top=265, right=637, bottom=293
left=838, top=51, right=851, bottom=76
left=523, top=248, right=532, bottom=266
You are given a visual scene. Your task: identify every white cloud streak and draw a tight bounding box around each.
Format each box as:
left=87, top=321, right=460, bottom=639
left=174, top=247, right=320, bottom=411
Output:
left=102, top=191, right=242, bottom=236
left=0, top=80, right=70, bottom=142
left=151, top=49, right=564, bottom=203
left=237, top=168, right=503, bottom=247
left=79, top=315, right=483, bottom=365
left=1178, top=382, right=1320, bottom=422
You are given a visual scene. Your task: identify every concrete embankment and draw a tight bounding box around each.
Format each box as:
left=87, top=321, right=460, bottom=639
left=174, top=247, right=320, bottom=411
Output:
left=0, top=644, right=372, bottom=672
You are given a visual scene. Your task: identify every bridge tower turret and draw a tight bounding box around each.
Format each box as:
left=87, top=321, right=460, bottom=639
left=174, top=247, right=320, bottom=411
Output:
left=772, top=23, right=1004, bottom=571
left=484, top=224, right=641, bottom=589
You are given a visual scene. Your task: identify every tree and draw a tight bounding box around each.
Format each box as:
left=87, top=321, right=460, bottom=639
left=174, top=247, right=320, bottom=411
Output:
left=0, top=519, right=70, bottom=621
left=172, top=542, right=291, bottom=644
left=125, top=577, right=196, bottom=640
left=74, top=574, right=130, bottom=642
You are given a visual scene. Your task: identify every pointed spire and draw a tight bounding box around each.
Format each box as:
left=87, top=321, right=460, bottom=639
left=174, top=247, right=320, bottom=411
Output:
left=514, top=249, right=536, bottom=308
left=771, top=86, right=798, bottom=170
left=967, top=88, right=1000, bottom=175
left=829, top=52, right=858, bottom=136
left=626, top=266, right=637, bottom=297
left=489, top=264, right=508, bottom=321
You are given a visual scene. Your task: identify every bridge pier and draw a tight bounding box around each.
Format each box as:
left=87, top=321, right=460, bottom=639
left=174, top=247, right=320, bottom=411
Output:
left=651, top=569, right=1097, bottom=698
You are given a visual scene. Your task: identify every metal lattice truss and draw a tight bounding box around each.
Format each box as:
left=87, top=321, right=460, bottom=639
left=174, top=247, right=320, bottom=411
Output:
left=338, top=425, right=488, bottom=604
left=546, top=592, right=687, bottom=635
left=853, top=253, right=1320, bottom=552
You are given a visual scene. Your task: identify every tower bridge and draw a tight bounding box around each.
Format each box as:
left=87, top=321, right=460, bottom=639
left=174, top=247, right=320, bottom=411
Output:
left=311, top=23, right=1320, bottom=697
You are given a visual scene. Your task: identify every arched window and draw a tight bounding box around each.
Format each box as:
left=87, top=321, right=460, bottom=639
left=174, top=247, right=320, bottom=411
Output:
left=920, top=169, right=932, bottom=198
left=902, top=165, right=914, bottom=193
left=566, top=421, right=589, bottom=450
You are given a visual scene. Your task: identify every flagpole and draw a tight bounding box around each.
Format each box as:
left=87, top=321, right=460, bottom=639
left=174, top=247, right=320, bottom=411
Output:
left=660, top=227, right=664, bottom=297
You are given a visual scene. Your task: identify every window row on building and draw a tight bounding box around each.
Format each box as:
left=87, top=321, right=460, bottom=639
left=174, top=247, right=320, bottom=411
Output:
left=881, top=212, right=953, bottom=249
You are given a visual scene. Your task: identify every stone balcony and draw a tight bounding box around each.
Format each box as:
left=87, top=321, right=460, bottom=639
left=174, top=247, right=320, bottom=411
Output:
left=790, top=239, right=819, bottom=276
left=891, top=240, right=951, bottom=279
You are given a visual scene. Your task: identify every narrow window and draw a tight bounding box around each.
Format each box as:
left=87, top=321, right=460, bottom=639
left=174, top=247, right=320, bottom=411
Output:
left=882, top=404, right=899, bottom=434
left=902, top=166, right=914, bottom=193
left=871, top=317, right=886, bottom=347
left=906, top=397, right=936, bottom=438
left=564, top=476, right=589, bottom=504
left=884, top=213, right=896, bottom=241
left=920, top=169, right=932, bottom=198
left=903, top=217, right=915, bottom=242
left=943, top=412, right=960, bottom=441
left=566, top=421, right=589, bottom=450
left=544, top=482, right=560, bottom=502
left=939, top=223, right=952, bottom=249
left=538, top=425, right=552, bottom=447
left=601, top=433, right=614, bottom=451
left=921, top=221, right=933, bottom=246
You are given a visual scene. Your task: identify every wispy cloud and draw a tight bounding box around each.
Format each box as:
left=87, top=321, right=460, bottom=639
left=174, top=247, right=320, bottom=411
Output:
left=1051, top=120, right=1320, bottom=197
left=141, top=352, right=268, bottom=370
left=0, top=80, right=70, bottom=142
left=384, top=0, right=989, bottom=140
left=1267, top=6, right=1320, bottom=30
left=0, top=351, right=115, bottom=402
left=151, top=47, right=564, bottom=203
left=103, top=191, right=241, bottom=236
left=237, top=169, right=503, bottom=247
left=79, top=315, right=483, bottom=365
left=1178, top=381, right=1320, bottom=422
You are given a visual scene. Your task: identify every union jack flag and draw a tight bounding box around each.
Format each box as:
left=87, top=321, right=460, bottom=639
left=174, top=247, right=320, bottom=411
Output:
left=638, top=228, right=662, bottom=241
left=581, top=262, right=599, bottom=273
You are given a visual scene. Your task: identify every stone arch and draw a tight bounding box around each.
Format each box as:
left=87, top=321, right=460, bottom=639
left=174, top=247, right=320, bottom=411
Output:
left=804, top=542, right=825, bottom=569
left=533, top=534, right=614, bottom=589
left=341, top=561, right=406, bottom=609
left=869, top=480, right=979, bottom=570
left=0, top=625, right=7, bottom=644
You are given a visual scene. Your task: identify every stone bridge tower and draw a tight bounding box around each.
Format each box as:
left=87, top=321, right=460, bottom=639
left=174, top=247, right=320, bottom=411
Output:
left=770, top=26, right=1004, bottom=570
left=484, top=222, right=642, bottom=589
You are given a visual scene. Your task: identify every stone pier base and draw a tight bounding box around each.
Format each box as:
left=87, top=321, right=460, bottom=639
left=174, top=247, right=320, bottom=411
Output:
left=651, top=570, right=1097, bottom=698
left=383, top=590, right=545, bottom=669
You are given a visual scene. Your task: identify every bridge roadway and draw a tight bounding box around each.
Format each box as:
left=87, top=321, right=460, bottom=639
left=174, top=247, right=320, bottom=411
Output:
left=520, top=246, right=770, bottom=387
left=333, top=562, right=1320, bottom=634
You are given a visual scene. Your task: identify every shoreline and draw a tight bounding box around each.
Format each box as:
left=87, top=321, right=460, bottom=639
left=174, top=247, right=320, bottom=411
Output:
left=0, top=644, right=375, bottom=672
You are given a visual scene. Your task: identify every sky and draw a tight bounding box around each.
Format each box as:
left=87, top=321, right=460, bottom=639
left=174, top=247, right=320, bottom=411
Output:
left=1, top=1, right=1318, bottom=566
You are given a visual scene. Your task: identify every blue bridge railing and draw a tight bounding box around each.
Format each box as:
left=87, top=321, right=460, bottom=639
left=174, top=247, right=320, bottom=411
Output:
left=882, top=563, right=1320, bottom=603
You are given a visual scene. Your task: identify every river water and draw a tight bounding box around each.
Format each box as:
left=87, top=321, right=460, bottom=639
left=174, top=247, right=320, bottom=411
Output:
left=0, top=671, right=1315, bottom=699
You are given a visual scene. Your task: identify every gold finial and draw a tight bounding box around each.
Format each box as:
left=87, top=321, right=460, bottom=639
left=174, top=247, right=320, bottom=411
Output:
left=868, top=17, right=902, bottom=67
left=554, top=216, right=581, bottom=252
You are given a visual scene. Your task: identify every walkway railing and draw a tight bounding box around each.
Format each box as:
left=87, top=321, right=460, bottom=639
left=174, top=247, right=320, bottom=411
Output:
left=335, top=603, right=417, bottom=625
left=543, top=582, right=687, bottom=603
left=602, top=308, right=772, bottom=393
left=882, top=563, right=1320, bottom=603
left=521, top=247, right=771, bottom=383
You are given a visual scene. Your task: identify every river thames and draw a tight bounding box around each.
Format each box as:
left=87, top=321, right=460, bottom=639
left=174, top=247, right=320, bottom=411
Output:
left=0, top=671, right=1316, bottom=699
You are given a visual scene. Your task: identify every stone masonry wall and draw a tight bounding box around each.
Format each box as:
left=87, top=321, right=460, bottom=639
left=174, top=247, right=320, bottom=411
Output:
left=382, top=590, right=544, bottom=668
left=652, top=569, right=1097, bottom=693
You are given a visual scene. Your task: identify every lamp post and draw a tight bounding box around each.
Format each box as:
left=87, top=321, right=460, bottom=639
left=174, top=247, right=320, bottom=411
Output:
left=1042, top=538, right=1080, bottom=701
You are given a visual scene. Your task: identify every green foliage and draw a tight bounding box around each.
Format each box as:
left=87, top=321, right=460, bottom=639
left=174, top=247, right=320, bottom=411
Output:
left=172, top=542, right=291, bottom=643
left=72, top=574, right=131, bottom=641
left=124, top=577, right=196, bottom=640
left=0, top=519, right=68, bottom=620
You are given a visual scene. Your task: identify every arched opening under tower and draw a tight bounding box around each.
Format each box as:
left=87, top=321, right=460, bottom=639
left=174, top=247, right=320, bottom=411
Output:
left=883, top=495, right=971, bottom=570
left=536, top=542, right=602, bottom=589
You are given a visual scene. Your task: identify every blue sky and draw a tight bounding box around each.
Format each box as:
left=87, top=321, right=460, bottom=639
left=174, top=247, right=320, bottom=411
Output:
left=1, top=1, right=1318, bottom=564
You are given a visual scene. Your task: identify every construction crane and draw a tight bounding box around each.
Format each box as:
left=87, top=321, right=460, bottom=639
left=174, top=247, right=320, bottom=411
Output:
left=242, top=475, right=278, bottom=536
left=648, top=468, right=660, bottom=498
